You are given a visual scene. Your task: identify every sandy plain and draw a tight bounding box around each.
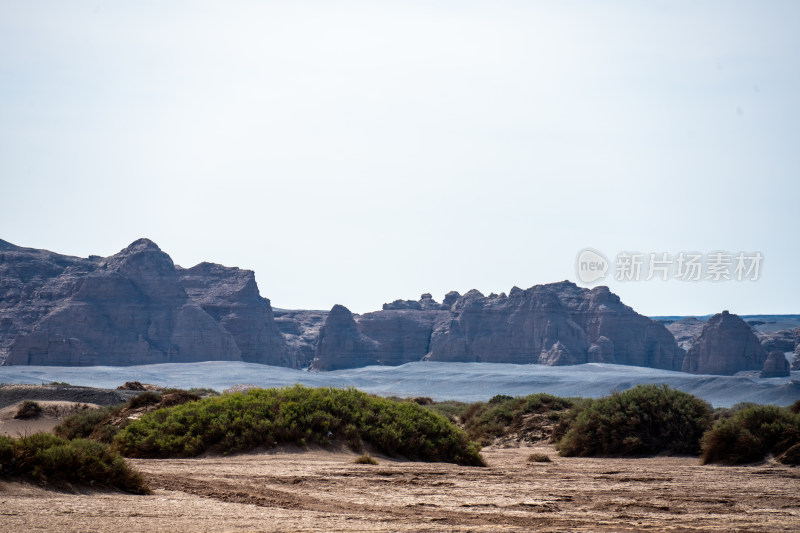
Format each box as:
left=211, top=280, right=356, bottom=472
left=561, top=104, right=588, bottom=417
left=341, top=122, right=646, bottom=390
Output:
left=2, top=443, right=799, bottom=532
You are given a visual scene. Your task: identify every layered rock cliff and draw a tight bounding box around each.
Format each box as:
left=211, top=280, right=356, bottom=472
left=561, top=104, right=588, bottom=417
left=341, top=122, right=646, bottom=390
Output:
left=310, top=282, right=685, bottom=372
left=681, top=311, right=767, bottom=375
left=1, top=239, right=290, bottom=366
left=178, top=262, right=294, bottom=367
left=0, top=239, right=688, bottom=372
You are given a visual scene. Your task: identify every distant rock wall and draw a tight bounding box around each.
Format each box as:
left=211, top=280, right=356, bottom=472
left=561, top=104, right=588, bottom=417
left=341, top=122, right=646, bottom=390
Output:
left=682, top=311, right=767, bottom=375
left=310, top=282, right=685, bottom=372
left=0, top=239, right=692, bottom=373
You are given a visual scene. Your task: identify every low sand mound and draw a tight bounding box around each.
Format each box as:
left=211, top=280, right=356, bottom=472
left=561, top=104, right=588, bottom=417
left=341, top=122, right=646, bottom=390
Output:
left=0, top=400, right=101, bottom=437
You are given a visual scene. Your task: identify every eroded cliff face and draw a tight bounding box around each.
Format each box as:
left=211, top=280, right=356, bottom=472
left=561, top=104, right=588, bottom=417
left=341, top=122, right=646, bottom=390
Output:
left=178, top=262, right=294, bottom=367
left=1, top=239, right=288, bottom=366
left=681, top=311, right=767, bottom=375
left=310, top=282, right=685, bottom=372
left=424, top=283, right=684, bottom=370
left=1, top=240, right=687, bottom=372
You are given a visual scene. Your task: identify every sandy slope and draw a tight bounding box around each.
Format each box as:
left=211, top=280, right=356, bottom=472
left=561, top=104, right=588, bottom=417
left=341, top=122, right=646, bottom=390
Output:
left=1, top=445, right=798, bottom=532
left=0, top=400, right=100, bottom=437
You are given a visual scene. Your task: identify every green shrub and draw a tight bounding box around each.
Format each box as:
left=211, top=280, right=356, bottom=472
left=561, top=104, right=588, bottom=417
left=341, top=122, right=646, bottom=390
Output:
left=354, top=453, right=378, bottom=465
left=187, top=387, right=220, bottom=397
left=424, top=400, right=471, bottom=423
left=127, top=391, right=163, bottom=409
left=701, top=404, right=800, bottom=465
left=456, top=393, right=574, bottom=445
left=556, top=385, right=712, bottom=457
left=0, top=434, right=148, bottom=493
left=489, top=394, right=514, bottom=404
left=14, top=400, right=43, bottom=420
left=527, top=452, right=551, bottom=463
left=550, top=398, right=594, bottom=444
left=54, top=405, right=123, bottom=441
left=114, top=385, right=484, bottom=466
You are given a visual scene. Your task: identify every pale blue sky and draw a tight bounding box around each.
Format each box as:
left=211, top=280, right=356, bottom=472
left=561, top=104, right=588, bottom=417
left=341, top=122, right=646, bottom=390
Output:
left=1, top=1, right=798, bottom=315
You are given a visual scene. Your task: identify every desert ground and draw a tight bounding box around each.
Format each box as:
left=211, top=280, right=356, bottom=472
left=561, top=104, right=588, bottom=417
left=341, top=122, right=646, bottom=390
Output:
left=2, top=443, right=799, bottom=532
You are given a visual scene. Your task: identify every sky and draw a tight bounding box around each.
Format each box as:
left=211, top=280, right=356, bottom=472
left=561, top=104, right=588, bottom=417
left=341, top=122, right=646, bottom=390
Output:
left=1, top=1, right=799, bottom=316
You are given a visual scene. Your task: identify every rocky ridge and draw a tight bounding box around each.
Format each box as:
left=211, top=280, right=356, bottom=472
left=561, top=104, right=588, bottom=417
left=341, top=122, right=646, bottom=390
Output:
left=1, top=239, right=287, bottom=367
left=5, top=238, right=793, bottom=377
left=310, top=282, right=685, bottom=372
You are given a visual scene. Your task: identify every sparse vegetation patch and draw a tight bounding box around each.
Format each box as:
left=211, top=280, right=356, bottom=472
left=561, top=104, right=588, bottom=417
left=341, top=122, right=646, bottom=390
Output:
left=14, top=400, right=43, bottom=419
left=354, top=453, right=378, bottom=465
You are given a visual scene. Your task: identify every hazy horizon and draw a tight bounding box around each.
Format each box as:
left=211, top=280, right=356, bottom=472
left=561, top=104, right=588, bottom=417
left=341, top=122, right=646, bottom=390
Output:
left=2, top=1, right=799, bottom=316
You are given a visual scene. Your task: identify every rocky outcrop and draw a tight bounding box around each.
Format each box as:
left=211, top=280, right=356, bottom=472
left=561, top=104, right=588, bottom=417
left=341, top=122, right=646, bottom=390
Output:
left=1, top=239, right=291, bottom=366
left=761, top=350, right=790, bottom=378
left=0, top=240, right=698, bottom=373
left=665, top=318, right=706, bottom=351
left=273, top=309, right=328, bottom=368
left=356, top=306, right=450, bottom=366
left=310, top=305, right=380, bottom=370
left=757, top=326, right=800, bottom=355
left=681, top=311, right=768, bottom=375
left=427, top=286, right=591, bottom=365
left=425, top=282, right=684, bottom=370
left=538, top=341, right=576, bottom=366
left=309, top=282, right=685, bottom=372
left=178, top=262, right=293, bottom=367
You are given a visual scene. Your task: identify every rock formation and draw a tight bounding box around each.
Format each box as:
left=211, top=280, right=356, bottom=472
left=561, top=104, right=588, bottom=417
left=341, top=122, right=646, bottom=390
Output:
left=311, top=305, right=380, bottom=370
left=423, top=283, right=684, bottom=370
left=681, top=311, right=768, bottom=375
left=273, top=308, right=328, bottom=368
left=1, top=239, right=290, bottom=366
left=757, top=326, right=800, bottom=355
left=178, top=262, right=294, bottom=367
left=308, top=282, right=685, bottom=372
left=356, top=307, right=450, bottom=366
left=665, top=318, right=706, bottom=351
left=0, top=239, right=695, bottom=373
left=761, top=350, right=791, bottom=378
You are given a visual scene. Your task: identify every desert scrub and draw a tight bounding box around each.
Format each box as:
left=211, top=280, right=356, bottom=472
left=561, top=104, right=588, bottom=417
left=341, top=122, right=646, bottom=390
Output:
left=54, top=389, right=202, bottom=443
left=126, top=391, right=163, bottom=409
left=54, top=405, right=124, bottom=442
left=556, top=385, right=712, bottom=457
left=455, top=393, right=574, bottom=445
left=701, top=404, right=800, bottom=465
left=527, top=452, right=551, bottom=463
left=14, top=400, right=43, bottom=419
left=114, top=385, right=484, bottom=466
left=0, top=433, right=148, bottom=494
left=354, top=453, right=378, bottom=465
